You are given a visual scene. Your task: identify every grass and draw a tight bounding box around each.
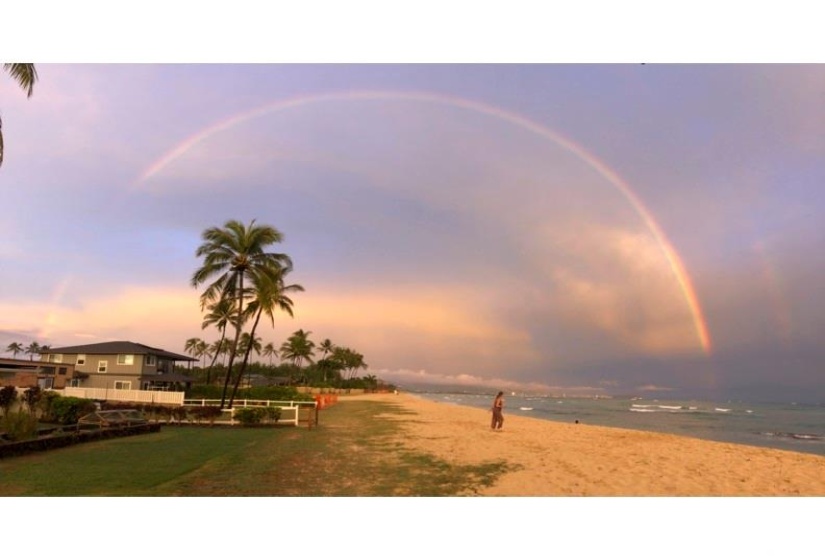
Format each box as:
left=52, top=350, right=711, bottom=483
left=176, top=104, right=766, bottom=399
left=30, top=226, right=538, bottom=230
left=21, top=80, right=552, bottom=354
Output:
left=0, top=399, right=511, bottom=496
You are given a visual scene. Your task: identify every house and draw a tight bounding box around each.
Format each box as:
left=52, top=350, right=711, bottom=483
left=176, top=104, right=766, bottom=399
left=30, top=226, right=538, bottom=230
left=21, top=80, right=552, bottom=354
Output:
left=41, top=341, right=195, bottom=392
left=0, top=357, right=76, bottom=389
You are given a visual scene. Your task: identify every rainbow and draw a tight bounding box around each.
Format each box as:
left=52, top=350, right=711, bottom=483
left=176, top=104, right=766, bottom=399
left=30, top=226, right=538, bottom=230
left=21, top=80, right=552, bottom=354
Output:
left=136, top=90, right=713, bottom=354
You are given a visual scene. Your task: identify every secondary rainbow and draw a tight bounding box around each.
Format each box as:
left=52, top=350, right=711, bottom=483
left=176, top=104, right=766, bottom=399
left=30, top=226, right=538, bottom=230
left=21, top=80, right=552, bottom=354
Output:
left=136, top=90, right=713, bottom=354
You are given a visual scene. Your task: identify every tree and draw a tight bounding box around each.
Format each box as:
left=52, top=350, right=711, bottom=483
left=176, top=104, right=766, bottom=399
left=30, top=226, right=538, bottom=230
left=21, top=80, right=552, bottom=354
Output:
left=196, top=339, right=211, bottom=369
left=184, top=337, right=202, bottom=369
left=201, top=296, right=237, bottom=384
left=318, top=338, right=335, bottom=383
left=191, top=219, right=291, bottom=408
left=24, top=341, right=41, bottom=361
left=5, top=342, right=23, bottom=359
left=333, top=346, right=368, bottom=381
left=262, top=342, right=278, bottom=366
left=279, top=329, right=316, bottom=379
left=228, top=268, right=303, bottom=407
left=1, top=63, right=37, bottom=168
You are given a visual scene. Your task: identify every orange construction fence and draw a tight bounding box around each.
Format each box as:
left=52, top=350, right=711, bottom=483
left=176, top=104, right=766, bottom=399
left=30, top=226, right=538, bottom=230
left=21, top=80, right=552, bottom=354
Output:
left=313, top=394, right=338, bottom=410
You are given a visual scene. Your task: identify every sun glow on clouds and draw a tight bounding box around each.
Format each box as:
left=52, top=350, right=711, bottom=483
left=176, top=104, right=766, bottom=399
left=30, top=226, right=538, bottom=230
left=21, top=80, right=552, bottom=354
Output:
left=292, top=283, right=543, bottom=376
left=0, top=285, right=202, bottom=351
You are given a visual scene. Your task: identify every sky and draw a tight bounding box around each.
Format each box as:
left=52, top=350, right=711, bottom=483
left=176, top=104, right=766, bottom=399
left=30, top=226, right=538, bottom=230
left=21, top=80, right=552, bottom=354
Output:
left=1, top=11, right=824, bottom=403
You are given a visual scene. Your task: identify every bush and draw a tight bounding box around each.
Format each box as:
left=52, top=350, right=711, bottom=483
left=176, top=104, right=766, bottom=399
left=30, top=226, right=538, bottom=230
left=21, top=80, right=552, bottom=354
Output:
left=190, top=406, right=222, bottom=425
left=185, top=384, right=312, bottom=402
left=0, top=386, right=17, bottom=416
left=46, top=396, right=98, bottom=425
left=1, top=411, right=38, bottom=442
left=22, top=386, right=43, bottom=415
left=233, top=407, right=265, bottom=425
left=264, top=406, right=282, bottom=423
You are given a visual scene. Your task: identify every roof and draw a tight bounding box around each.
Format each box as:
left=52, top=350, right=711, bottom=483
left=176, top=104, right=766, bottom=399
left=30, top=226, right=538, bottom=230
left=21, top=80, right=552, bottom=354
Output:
left=46, top=341, right=194, bottom=362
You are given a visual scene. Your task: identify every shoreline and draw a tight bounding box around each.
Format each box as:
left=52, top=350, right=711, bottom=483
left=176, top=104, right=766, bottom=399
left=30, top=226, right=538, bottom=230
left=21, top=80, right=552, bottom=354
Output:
left=342, top=392, right=825, bottom=496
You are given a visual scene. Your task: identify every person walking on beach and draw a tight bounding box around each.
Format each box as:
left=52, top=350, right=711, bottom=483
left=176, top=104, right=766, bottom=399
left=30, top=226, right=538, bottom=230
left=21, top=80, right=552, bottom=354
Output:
left=491, top=391, right=504, bottom=430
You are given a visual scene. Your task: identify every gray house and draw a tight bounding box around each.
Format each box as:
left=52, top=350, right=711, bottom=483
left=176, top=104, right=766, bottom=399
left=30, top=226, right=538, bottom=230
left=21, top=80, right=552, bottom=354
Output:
left=42, top=341, right=195, bottom=391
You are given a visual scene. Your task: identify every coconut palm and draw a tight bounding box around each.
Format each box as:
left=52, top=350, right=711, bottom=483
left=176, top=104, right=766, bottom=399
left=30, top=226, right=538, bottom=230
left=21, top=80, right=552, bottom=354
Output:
left=262, top=342, right=278, bottom=366
left=280, top=329, right=315, bottom=368
left=1, top=63, right=37, bottom=168
left=318, top=338, right=336, bottom=383
left=196, top=340, right=211, bottom=369
left=5, top=342, right=24, bottom=359
left=201, top=296, right=237, bottom=384
left=24, top=341, right=41, bottom=361
left=228, top=268, right=303, bottom=407
left=184, top=337, right=203, bottom=369
left=191, top=219, right=291, bottom=408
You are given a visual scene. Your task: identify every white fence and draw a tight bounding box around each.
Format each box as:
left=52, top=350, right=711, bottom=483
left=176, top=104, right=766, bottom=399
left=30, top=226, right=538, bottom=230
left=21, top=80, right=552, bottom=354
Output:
left=53, top=392, right=313, bottom=427
left=61, top=387, right=185, bottom=405
left=182, top=399, right=316, bottom=427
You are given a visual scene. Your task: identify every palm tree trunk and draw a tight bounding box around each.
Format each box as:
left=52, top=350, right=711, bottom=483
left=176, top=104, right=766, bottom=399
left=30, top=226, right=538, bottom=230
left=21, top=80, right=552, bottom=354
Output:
left=228, top=308, right=263, bottom=408
left=205, top=328, right=226, bottom=385
left=220, top=279, right=244, bottom=408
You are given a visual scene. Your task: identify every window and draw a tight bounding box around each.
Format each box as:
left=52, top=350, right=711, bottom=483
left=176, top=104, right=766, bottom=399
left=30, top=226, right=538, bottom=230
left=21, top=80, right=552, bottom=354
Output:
left=98, top=360, right=108, bottom=373
left=51, top=354, right=63, bottom=363
left=117, top=354, right=134, bottom=365
left=58, top=367, right=67, bottom=376
left=114, top=381, right=131, bottom=390
left=145, top=355, right=156, bottom=366
left=70, top=378, right=83, bottom=387
left=76, top=354, right=86, bottom=365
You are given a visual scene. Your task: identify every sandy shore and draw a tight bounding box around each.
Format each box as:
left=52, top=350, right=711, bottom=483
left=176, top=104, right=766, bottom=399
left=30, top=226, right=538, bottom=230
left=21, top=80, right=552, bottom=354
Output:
left=343, top=392, right=825, bottom=496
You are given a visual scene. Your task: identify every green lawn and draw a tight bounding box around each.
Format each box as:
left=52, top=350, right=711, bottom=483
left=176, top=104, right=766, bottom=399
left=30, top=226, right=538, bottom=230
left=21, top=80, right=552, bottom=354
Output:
left=0, top=399, right=510, bottom=496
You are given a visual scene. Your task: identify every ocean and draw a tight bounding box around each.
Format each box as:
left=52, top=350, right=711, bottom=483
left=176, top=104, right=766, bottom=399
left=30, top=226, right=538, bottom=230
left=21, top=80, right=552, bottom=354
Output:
left=413, top=392, right=825, bottom=457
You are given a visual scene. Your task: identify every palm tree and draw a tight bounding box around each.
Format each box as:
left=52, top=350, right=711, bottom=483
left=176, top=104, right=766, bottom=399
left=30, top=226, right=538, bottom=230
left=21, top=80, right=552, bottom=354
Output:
left=280, top=329, right=315, bottom=368
left=318, top=338, right=335, bottom=383
left=196, top=340, right=211, bottom=369
left=279, top=329, right=315, bottom=385
left=228, top=268, right=303, bottom=407
left=201, top=296, right=237, bottom=384
left=24, top=341, right=41, bottom=361
left=184, top=337, right=202, bottom=369
left=262, top=342, right=278, bottom=366
left=191, top=219, right=291, bottom=408
left=5, top=342, right=23, bottom=359
left=1, top=64, right=37, bottom=168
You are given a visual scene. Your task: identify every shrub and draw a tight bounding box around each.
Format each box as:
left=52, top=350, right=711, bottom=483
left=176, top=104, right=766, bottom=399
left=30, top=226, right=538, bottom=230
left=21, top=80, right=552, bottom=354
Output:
left=22, top=386, right=43, bottom=415
left=47, top=396, right=97, bottom=425
left=39, top=391, right=62, bottom=420
left=185, top=384, right=312, bottom=402
left=1, top=411, right=38, bottom=441
left=190, top=406, right=222, bottom=425
left=233, top=407, right=265, bottom=425
left=0, top=386, right=17, bottom=416
left=263, top=406, right=282, bottom=423
left=171, top=407, right=188, bottom=424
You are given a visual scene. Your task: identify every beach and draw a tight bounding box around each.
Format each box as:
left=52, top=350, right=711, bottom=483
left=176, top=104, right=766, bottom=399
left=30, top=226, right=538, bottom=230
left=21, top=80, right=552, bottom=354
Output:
left=345, top=392, right=825, bottom=496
